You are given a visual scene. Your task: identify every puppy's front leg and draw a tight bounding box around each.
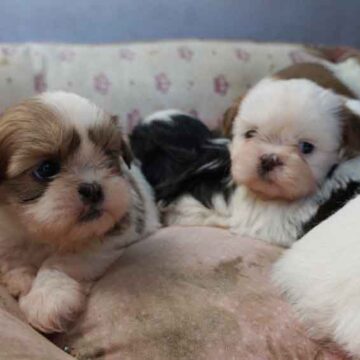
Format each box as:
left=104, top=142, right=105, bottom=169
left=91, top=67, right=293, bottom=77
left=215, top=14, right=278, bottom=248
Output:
left=20, top=241, right=124, bottom=333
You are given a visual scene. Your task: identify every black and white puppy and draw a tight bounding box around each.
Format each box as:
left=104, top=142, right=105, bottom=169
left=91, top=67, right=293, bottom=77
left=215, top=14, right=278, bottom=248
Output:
left=131, top=98, right=360, bottom=247
left=130, top=110, right=232, bottom=209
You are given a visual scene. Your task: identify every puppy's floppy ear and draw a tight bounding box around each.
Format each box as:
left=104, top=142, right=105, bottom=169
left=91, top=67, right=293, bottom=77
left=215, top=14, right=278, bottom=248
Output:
left=341, top=99, right=360, bottom=158
left=109, top=114, right=133, bottom=168
left=221, top=95, right=244, bottom=138
left=121, top=136, right=134, bottom=168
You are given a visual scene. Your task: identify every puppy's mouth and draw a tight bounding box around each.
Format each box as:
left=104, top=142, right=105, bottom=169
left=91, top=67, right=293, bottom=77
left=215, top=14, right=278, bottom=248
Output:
left=79, top=207, right=104, bottom=222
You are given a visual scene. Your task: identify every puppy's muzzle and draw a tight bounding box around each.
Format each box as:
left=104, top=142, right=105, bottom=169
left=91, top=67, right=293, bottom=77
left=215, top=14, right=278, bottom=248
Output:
left=78, top=182, right=104, bottom=205
left=259, top=154, right=283, bottom=177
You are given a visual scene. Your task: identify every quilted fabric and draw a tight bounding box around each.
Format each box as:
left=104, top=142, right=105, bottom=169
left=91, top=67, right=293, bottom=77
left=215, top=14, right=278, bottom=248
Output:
left=0, top=40, right=325, bottom=131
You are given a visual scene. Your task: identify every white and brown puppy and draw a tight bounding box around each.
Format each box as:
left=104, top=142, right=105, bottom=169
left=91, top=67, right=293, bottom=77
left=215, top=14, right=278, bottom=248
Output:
left=0, top=92, right=159, bottom=333
left=134, top=62, right=360, bottom=247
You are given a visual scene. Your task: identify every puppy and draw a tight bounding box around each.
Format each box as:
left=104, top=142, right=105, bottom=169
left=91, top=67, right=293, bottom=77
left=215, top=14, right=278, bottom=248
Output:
left=131, top=63, right=360, bottom=247
left=0, top=92, right=159, bottom=333
left=273, top=193, right=360, bottom=358
left=130, top=110, right=231, bottom=209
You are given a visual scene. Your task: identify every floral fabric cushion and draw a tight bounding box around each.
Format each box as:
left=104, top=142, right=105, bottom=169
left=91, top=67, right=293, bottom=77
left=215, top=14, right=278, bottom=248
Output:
left=0, top=40, right=328, bottom=131
left=0, top=40, right=358, bottom=359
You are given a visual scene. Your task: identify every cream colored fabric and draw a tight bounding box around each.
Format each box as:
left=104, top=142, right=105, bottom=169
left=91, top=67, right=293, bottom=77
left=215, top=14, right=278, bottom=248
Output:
left=0, top=40, right=322, bottom=131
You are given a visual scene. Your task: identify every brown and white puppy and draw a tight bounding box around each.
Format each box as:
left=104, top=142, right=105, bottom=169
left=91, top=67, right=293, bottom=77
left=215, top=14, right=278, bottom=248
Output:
left=142, top=61, right=360, bottom=247
left=0, top=92, right=159, bottom=333
left=229, top=62, right=360, bottom=202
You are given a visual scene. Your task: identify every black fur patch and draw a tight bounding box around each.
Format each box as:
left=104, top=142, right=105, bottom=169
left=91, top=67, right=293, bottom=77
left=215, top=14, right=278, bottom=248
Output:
left=130, top=114, right=233, bottom=208
left=301, top=181, right=360, bottom=236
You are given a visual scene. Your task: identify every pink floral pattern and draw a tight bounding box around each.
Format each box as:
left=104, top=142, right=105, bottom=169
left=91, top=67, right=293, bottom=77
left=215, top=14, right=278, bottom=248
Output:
left=1, top=47, right=16, bottom=57
left=58, top=49, right=75, bottom=62
left=119, top=48, right=135, bottom=61
left=178, top=46, right=194, bottom=61
left=34, top=73, right=47, bottom=93
left=94, top=73, right=111, bottom=95
left=214, top=75, right=229, bottom=96
left=235, top=48, right=250, bottom=62
left=155, top=73, right=171, bottom=94
left=0, top=41, right=346, bottom=133
left=127, top=109, right=142, bottom=132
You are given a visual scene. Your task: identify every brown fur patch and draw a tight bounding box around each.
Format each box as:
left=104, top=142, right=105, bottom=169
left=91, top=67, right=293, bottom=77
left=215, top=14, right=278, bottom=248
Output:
left=108, top=212, right=131, bottom=238
left=0, top=98, right=80, bottom=179
left=341, top=105, right=360, bottom=158
left=0, top=98, right=81, bottom=205
left=275, top=62, right=356, bottom=98
left=6, top=172, right=48, bottom=203
left=221, top=95, right=244, bottom=138
left=88, top=121, right=133, bottom=168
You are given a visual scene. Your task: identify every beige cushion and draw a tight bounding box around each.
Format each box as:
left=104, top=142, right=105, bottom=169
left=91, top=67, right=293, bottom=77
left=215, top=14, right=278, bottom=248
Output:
left=53, top=227, right=346, bottom=360
left=0, top=286, right=72, bottom=360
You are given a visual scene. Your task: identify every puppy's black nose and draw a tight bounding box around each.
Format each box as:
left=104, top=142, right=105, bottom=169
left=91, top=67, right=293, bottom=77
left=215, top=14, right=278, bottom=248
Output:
left=260, top=154, right=283, bottom=173
left=78, top=182, right=104, bottom=204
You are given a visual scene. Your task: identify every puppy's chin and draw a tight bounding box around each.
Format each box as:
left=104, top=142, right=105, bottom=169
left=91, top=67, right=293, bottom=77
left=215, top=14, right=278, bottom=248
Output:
left=16, top=175, right=130, bottom=252
left=231, top=142, right=317, bottom=201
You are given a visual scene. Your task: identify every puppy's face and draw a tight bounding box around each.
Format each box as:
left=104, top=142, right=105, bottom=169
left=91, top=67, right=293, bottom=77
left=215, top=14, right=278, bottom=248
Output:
left=0, top=92, right=132, bottom=250
left=231, top=79, right=345, bottom=201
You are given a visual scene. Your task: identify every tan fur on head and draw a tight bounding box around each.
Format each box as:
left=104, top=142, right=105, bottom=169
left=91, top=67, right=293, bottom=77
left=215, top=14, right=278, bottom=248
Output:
left=221, top=96, right=243, bottom=138
left=0, top=93, right=132, bottom=251
left=227, top=62, right=360, bottom=202
left=230, top=77, right=349, bottom=201
left=340, top=99, right=360, bottom=158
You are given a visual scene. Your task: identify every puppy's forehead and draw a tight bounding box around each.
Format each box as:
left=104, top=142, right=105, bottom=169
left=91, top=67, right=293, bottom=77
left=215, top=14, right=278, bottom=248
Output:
left=39, top=92, right=119, bottom=149
left=238, top=79, right=342, bottom=137
left=0, top=97, right=83, bottom=177
left=39, top=91, right=106, bottom=131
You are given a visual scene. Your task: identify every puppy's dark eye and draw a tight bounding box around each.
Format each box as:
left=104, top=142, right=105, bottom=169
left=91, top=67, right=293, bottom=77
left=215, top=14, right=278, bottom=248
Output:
left=244, top=130, right=257, bottom=139
left=299, top=142, right=315, bottom=155
left=33, top=160, right=61, bottom=181
left=105, top=150, right=121, bottom=169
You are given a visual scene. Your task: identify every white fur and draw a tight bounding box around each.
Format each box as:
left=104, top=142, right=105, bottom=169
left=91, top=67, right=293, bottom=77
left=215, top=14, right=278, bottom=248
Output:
left=326, top=58, right=360, bottom=99
left=233, top=78, right=342, bottom=185
left=346, top=98, right=360, bottom=116
left=143, top=109, right=187, bottom=124
left=166, top=156, right=360, bottom=246
left=273, top=194, right=360, bottom=358
left=40, top=91, right=106, bottom=130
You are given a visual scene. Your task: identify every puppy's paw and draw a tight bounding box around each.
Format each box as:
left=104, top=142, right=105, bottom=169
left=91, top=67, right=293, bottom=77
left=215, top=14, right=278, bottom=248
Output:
left=2, top=267, right=36, bottom=298
left=19, top=271, right=86, bottom=333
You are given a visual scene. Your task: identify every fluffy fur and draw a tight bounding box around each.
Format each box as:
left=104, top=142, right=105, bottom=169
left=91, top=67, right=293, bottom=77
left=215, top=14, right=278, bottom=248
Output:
left=130, top=111, right=232, bottom=209
left=131, top=62, right=360, bottom=247
left=0, top=92, right=159, bottom=333
left=273, top=193, right=360, bottom=358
